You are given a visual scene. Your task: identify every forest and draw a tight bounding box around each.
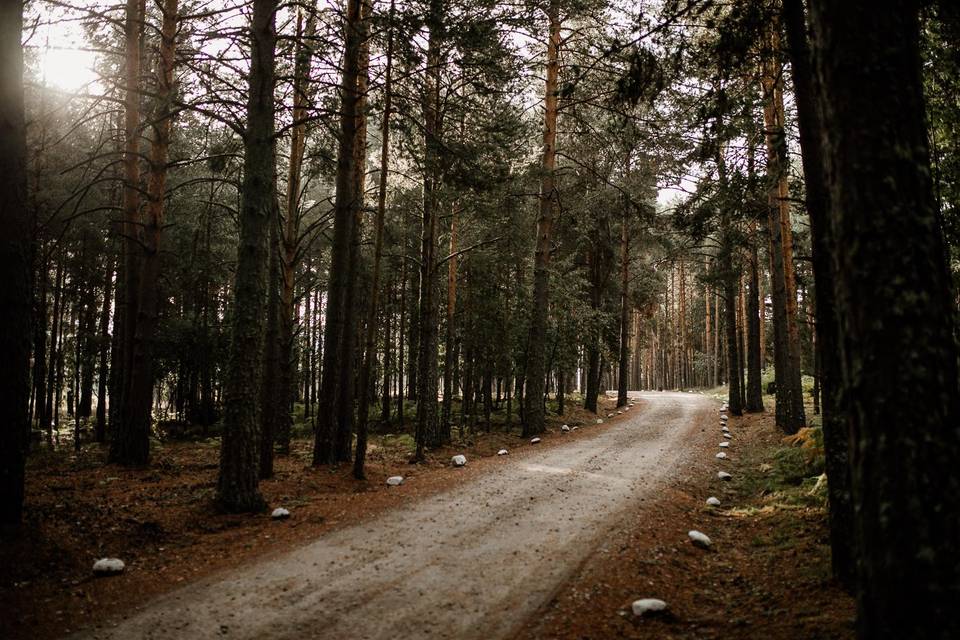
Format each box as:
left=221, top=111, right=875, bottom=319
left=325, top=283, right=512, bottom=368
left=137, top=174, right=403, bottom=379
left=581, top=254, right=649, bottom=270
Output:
left=1, top=0, right=958, bottom=638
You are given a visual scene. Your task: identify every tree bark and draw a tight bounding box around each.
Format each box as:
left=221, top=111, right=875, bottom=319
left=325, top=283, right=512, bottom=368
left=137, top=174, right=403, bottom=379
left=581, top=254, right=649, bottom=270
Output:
left=808, top=2, right=960, bottom=636
left=414, top=0, right=444, bottom=458
left=723, top=244, right=743, bottom=416
left=745, top=233, right=764, bottom=412
left=617, top=187, right=630, bottom=407
left=110, top=0, right=147, bottom=464
left=354, top=0, right=394, bottom=479
left=441, top=204, right=459, bottom=432
left=118, top=0, right=178, bottom=466
left=217, top=0, right=278, bottom=512
left=259, top=212, right=281, bottom=479
left=95, top=258, right=114, bottom=441
left=313, top=0, right=367, bottom=466
left=0, top=0, right=30, bottom=526
left=760, top=23, right=805, bottom=433
left=277, top=3, right=317, bottom=455
left=781, top=0, right=854, bottom=590
left=523, top=0, right=561, bottom=435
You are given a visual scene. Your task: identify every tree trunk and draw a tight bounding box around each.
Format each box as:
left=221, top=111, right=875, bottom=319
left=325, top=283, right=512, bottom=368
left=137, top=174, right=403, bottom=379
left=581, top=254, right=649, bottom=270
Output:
left=441, top=205, right=459, bottom=433
left=95, top=258, right=114, bottom=441
left=809, top=1, right=960, bottom=636
left=745, top=235, right=764, bottom=412
left=781, top=0, right=854, bottom=590
left=217, top=0, right=278, bottom=512
left=723, top=246, right=743, bottom=416
left=277, top=4, right=318, bottom=455
left=117, top=0, right=178, bottom=466
left=523, top=0, right=560, bottom=436
left=0, top=0, right=30, bottom=525
left=259, top=213, right=281, bottom=479
left=760, top=23, right=805, bottom=433
left=617, top=188, right=630, bottom=407
left=354, top=0, right=394, bottom=479
left=414, top=0, right=444, bottom=459
left=109, top=0, right=147, bottom=464
left=313, top=0, right=367, bottom=466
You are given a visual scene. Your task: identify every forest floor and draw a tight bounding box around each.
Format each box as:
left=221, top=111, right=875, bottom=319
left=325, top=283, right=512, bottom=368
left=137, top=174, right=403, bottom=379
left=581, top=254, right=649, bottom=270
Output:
left=0, top=392, right=855, bottom=640
left=519, top=399, right=856, bottom=639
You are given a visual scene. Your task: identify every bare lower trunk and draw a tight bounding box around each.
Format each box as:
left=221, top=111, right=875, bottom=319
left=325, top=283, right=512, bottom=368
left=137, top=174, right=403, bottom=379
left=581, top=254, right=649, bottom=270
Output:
left=809, top=1, right=960, bottom=636
left=0, top=0, right=30, bottom=525
left=523, top=0, right=561, bottom=436
left=217, top=0, right=277, bottom=512
left=354, top=0, right=394, bottom=479
left=313, top=0, right=367, bottom=466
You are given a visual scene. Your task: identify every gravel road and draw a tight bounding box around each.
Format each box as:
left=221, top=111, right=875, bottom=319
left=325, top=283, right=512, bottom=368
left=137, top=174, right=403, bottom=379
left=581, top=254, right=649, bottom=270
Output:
left=80, top=391, right=714, bottom=640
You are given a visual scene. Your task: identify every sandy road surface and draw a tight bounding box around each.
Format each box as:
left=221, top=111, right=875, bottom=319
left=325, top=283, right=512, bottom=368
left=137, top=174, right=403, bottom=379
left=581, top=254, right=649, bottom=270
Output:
left=79, top=392, right=714, bottom=640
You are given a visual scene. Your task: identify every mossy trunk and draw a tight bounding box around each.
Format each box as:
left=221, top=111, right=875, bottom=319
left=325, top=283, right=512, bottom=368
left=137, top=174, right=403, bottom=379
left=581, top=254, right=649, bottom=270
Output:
left=809, top=0, right=960, bottom=636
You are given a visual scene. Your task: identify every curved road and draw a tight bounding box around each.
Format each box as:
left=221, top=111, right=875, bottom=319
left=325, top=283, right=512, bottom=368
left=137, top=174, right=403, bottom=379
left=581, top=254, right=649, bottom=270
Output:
left=80, top=392, right=714, bottom=640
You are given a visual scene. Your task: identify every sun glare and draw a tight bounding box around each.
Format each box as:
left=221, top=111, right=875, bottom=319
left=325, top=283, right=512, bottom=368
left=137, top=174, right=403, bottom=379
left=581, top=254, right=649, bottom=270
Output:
left=39, top=46, right=99, bottom=92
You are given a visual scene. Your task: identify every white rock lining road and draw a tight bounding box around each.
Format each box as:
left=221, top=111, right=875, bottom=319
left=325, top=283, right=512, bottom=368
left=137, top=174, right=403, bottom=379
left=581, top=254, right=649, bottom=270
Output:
left=76, top=391, right=716, bottom=640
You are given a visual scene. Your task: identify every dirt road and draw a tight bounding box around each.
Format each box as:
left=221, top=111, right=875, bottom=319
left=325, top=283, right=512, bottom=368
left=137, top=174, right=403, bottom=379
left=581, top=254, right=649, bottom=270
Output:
left=79, top=392, right=715, bottom=640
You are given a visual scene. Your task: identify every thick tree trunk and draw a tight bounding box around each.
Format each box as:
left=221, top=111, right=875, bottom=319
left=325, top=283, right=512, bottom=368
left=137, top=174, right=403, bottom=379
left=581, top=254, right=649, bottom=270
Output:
left=354, top=0, right=394, bottom=479
left=760, top=25, right=805, bottom=433
left=259, top=216, right=281, bottom=479
left=523, top=0, right=560, bottom=436
left=808, top=2, right=960, bottom=636
left=781, top=0, right=854, bottom=590
left=723, top=247, right=743, bottom=416
left=584, top=344, right=600, bottom=413
left=109, top=0, right=147, bottom=464
left=117, top=0, right=178, bottom=466
left=277, top=4, right=317, bottom=455
left=414, top=0, right=444, bottom=458
left=745, top=236, right=764, bottom=412
left=217, top=0, right=278, bottom=512
left=313, top=0, right=367, bottom=466
left=0, top=0, right=30, bottom=526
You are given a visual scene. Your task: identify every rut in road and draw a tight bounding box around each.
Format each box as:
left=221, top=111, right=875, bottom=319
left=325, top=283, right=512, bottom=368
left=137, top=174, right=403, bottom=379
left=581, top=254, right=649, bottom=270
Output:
left=79, top=392, right=713, bottom=640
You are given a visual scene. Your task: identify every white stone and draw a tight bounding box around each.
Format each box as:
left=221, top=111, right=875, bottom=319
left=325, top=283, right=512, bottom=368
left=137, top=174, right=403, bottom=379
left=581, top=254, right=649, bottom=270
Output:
left=631, top=598, right=668, bottom=616
left=571, top=426, right=579, bottom=431
left=715, top=452, right=727, bottom=459
left=720, top=414, right=728, bottom=421
left=271, top=507, right=290, bottom=520
left=706, top=497, right=721, bottom=507
left=530, top=437, right=541, bottom=444
left=617, top=410, right=623, bottom=415
left=92, top=558, right=125, bottom=576
left=719, top=442, right=730, bottom=448
left=561, top=424, right=570, bottom=432
left=386, top=476, right=404, bottom=486
left=452, top=454, right=467, bottom=467
left=607, top=413, right=614, bottom=418
left=718, top=471, right=732, bottom=480
left=688, top=530, right=712, bottom=549
left=497, top=449, right=508, bottom=456
left=596, top=419, right=603, bottom=424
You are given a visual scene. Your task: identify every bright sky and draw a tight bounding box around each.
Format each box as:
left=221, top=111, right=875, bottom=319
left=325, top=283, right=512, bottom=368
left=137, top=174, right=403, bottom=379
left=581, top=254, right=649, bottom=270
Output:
left=27, top=3, right=101, bottom=92
left=39, top=44, right=100, bottom=91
